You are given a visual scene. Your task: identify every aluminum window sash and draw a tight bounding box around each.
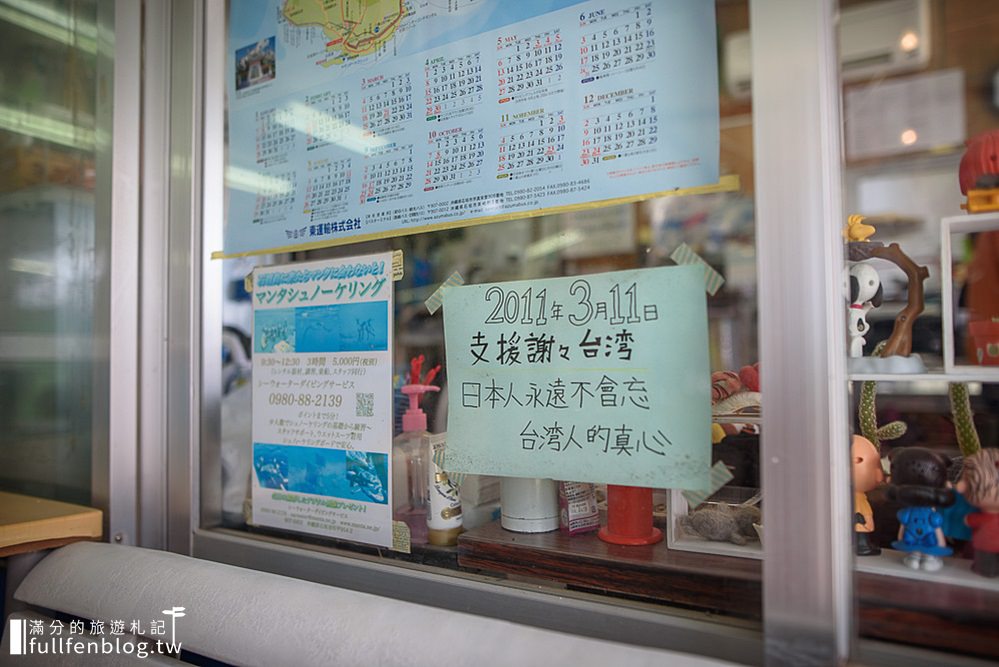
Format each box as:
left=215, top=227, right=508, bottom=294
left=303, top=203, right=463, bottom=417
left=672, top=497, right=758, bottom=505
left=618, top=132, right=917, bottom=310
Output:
left=750, top=1, right=853, bottom=664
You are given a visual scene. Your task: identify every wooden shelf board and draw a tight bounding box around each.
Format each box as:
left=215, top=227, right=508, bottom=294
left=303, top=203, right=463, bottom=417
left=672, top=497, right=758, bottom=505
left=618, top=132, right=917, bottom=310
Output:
left=0, top=491, right=102, bottom=552
left=456, top=519, right=999, bottom=659
left=856, top=554, right=999, bottom=659
left=458, top=519, right=762, bottom=619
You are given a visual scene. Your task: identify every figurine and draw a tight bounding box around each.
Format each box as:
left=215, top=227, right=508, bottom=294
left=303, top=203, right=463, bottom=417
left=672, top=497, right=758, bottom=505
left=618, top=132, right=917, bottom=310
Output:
left=710, top=363, right=761, bottom=420
left=845, top=214, right=929, bottom=372
left=848, top=262, right=883, bottom=358
left=680, top=503, right=760, bottom=546
left=959, top=129, right=999, bottom=213
left=843, top=214, right=876, bottom=242
left=886, top=447, right=956, bottom=571
left=956, top=449, right=999, bottom=577
left=941, top=456, right=976, bottom=553
left=852, top=435, right=884, bottom=556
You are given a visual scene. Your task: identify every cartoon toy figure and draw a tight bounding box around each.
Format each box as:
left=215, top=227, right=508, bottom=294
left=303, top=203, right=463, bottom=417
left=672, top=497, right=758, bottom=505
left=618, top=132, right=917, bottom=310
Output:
left=956, top=449, right=999, bottom=577
left=852, top=435, right=884, bottom=556
left=959, top=129, right=999, bottom=213
left=887, top=447, right=956, bottom=571
left=845, top=214, right=928, bottom=365
left=848, top=262, right=883, bottom=358
left=710, top=363, right=761, bottom=421
left=843, top=214, right=877, bottom=242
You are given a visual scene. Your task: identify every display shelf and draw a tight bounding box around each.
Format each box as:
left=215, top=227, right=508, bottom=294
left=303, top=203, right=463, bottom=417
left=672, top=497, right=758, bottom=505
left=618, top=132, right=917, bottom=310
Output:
left=240, top=524, right=460, bottom=570
left=848, top=371, right=992, bottom=384
left=666, top=489, right=763, bottom=560
left=457, top=519, right=763, bottom=619
left=711, top=414, right=761, bottom=425
left=941, top=211, right=999, bottom=377
left=668, top=534, right=762, bottom=560
left=841, top=211, right=999, bottom=659
left=856, top=549, right=999, bottom=593
left=856, top=559, right=999, bottom=660
left=456, top=521, right=999, bottom=658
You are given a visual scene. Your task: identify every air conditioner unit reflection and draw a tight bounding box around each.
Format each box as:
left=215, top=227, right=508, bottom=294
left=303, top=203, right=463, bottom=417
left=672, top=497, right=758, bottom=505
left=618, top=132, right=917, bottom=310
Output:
left=723, top=0, right=931, bottom=100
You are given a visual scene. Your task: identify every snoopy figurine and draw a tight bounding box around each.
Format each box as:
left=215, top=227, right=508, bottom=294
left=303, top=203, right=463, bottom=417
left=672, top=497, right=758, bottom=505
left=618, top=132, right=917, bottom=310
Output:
left=848, top=262, right=883, bottom=357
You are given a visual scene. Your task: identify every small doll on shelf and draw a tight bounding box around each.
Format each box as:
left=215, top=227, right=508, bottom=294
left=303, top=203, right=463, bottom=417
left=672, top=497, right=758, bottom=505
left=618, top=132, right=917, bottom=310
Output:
left=956, top=449, right=999, bottom=577
left=847, top=263, right=883, bottom=358
left=886, top=447, right=956, bottom=572
left=852, top=435, right=884, bottom=556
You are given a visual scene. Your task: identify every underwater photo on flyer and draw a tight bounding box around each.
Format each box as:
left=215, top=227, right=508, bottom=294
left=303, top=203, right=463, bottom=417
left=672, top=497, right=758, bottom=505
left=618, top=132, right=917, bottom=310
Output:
left=253, top=443, right=389, bottom=505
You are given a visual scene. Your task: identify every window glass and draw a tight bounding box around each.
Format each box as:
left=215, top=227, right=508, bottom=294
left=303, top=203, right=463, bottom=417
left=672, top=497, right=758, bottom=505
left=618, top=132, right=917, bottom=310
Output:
left=840, top=0, right=999, bottom=659
left=0, top=0, right=103, bottom=505
left=211, top=0, right=763, bottom=626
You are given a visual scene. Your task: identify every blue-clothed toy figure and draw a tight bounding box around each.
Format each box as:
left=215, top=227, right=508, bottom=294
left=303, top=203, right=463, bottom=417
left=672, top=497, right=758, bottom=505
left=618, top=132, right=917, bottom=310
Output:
left=887, top=447, right=956, bottom=572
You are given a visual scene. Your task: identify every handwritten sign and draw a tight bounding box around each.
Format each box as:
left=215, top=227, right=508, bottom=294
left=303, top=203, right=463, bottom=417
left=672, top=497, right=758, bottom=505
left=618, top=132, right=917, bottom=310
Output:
left=443, top=265, right=710, bottom=489
left=251, top=252, right=395, bottom=547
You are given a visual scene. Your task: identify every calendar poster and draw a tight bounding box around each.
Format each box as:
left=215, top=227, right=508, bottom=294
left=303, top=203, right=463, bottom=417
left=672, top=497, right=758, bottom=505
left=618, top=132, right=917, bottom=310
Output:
left=251, top=253, right=395, bottom=548
left=223, top=0, right=719, bottom=257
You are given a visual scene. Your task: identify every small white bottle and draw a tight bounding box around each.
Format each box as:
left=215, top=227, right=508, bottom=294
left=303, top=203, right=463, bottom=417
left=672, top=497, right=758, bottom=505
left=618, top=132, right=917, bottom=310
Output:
left=427, top=435, right=463, bottom=546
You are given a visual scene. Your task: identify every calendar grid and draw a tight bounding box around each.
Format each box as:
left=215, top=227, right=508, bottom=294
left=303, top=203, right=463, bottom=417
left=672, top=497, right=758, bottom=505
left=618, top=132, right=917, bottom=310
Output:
left=424, top=127, right=486, bottom=191
left=497, top=109, right=566, bottom=181
left=579, top=3, right=656, bottom=83
left=496, top=28, right=565, bottom=105
left=361, top=72, right=414, bottom=137
left=425, top=52, right=484, bottom=123
left=252, top=169, right=297, bottom=224
left=303, top=157, right=352, bottom=219
left=255, top=108, right=297, bottom=167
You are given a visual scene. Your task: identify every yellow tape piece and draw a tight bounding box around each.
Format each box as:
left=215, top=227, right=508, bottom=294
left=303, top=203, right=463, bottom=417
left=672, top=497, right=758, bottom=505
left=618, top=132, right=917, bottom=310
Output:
left=391, top=520, right=411, bottom=554
left=391, top=249, right=404, bottom=282
left=681, top=460, right=735, bottom=508
left=210, top=175, right=741, bottom=260
left=425, top=271, right=465, bottom=314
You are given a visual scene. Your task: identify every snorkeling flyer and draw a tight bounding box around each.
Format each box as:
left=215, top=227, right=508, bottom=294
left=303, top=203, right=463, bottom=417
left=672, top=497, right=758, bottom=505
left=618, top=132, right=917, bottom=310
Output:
left=251, top=252, right=394, bottom=547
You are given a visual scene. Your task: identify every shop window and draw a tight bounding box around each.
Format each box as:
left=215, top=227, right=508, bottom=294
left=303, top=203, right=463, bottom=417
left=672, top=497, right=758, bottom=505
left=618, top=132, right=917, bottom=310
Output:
left=205, top=0, right=767, bottom=633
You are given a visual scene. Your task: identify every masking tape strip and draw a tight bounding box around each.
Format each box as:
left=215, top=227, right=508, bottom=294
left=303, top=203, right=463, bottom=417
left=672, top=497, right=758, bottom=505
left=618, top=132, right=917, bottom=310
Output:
left=429, top=432, right=465, bottom=486
left=210, top=175, right=741, bottom=259
left=681, top=460, right=735, bottom=508
left=391, top=520, right=411, bottom=553
left=670, top=243, right=725, bottom=295
left=425, top=270, right=465, bottom=314
left=430, top=433, right=447, bottom=468
left=391, top=250, right=404, bottom=281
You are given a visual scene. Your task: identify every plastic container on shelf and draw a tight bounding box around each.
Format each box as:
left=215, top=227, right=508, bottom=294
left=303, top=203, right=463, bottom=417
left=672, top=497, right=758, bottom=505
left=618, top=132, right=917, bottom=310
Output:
left=391, top=357, right=440, bottom=545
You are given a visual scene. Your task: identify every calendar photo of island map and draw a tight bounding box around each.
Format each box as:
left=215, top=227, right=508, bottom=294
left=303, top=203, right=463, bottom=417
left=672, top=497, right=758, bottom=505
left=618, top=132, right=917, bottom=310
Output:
left=223, top=0, right=719, bottom=257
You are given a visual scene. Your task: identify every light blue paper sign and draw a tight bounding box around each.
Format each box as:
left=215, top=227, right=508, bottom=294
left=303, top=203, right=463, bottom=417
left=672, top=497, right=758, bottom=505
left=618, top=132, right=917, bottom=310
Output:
left=443, top=265, right=711, bottom=490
